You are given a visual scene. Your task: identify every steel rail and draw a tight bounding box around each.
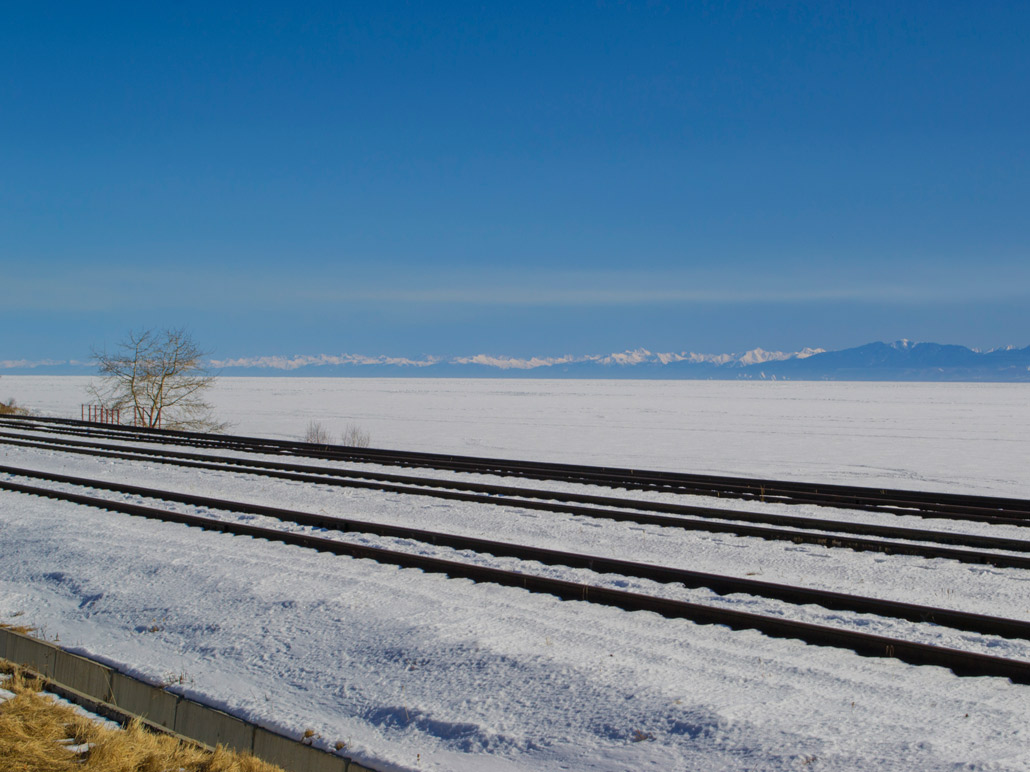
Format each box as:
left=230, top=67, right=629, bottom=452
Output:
left=4, top=431, right=1030, bottom=536
left=3, top=436, right=1030, bottom=569
left=6, top=416, right=1028, bottom=519
left=4, top=414, right=1029, bottom=519
left=3, top=477, right=1029, bottom=684
left=3, top=466, right=1030, bottom=642
left=24, top=421, right=1026, bottom=520
left=6, top=429, right=1030, bottom=537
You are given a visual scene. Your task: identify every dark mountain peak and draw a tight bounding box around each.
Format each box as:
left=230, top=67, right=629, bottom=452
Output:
left=739, top=340, right=1028, bottom=381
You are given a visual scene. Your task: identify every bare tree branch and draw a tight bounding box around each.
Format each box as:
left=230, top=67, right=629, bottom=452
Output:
left=88, top=328, right=227, bottom=432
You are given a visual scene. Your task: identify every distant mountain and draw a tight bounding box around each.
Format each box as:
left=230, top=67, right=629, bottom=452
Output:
left=204, top=341, right=1030, bottom=380
left=4, top=341, right=1030, bottom=380
left=204, top=347, right=828, bottom=378
left=740, top=340, right=1030, bottom=381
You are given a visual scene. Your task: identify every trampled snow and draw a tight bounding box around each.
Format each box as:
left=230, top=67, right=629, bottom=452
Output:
left=1, top=377, right=1029, bottom=770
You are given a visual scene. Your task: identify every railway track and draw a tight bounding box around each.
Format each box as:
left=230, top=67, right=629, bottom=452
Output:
left=3, top=432, right=1030, bottom=569
left=2, top=468, right=1030, bottom=684
left=4, top=414, right=1028, bottom=521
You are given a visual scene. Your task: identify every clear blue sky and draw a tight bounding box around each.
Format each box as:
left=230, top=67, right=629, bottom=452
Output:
left=3, top=1, right=1028, bottom=363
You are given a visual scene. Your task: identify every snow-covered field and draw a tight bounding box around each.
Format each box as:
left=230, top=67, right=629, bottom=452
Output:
left=1, top=376, right=1029, bottom=771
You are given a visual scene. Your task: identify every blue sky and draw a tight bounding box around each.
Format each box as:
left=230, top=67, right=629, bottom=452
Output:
left=3, top=1, right=1028, bottom=364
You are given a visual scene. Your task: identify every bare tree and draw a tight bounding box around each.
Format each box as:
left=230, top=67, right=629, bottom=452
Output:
left=88, top=328, right=226, bottom=431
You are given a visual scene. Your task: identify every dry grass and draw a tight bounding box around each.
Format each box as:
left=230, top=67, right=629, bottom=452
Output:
left=0, top=399, right=28, bottom=416
left=0, top=660, right=286, bottom=772
left=1, top=625, right=36, bottom=635
left=0, top=617, right=37, bottom=636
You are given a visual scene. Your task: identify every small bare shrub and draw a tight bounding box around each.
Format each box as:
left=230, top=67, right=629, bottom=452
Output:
left=340, top=423, right=371, bottom=448
left=304, top=421, right=333, bottom=445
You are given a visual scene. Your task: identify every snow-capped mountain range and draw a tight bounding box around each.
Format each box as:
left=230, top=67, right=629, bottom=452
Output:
left=5, top=341, right=1030, bottom=380
left=208, top=340, right=1030, bottom=380
left=205, top=346, right=826, bottom=373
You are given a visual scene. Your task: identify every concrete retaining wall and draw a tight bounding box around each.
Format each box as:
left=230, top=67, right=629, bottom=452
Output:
left=0, top=627, right=376, bottom=772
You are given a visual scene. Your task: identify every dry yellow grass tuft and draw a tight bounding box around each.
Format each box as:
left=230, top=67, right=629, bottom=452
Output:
left=0, top=620, right=37, bottom=636
left=0, top=661, right=287, bottom=772
left=0, top=399, right=28, bottom=416
left=1, top=626, right=36, bottom=636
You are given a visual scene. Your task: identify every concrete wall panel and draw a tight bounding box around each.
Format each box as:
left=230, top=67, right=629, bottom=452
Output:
left=0, top=628, right=378, bottom=772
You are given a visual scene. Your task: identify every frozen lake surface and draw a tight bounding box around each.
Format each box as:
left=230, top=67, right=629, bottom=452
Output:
left=5, top=376, right=1029, bottom=497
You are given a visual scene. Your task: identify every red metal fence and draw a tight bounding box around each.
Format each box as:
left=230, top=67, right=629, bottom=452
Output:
left=82, top=405, right=163, bottom=428
left=82, top=405, right=120, bottom=424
